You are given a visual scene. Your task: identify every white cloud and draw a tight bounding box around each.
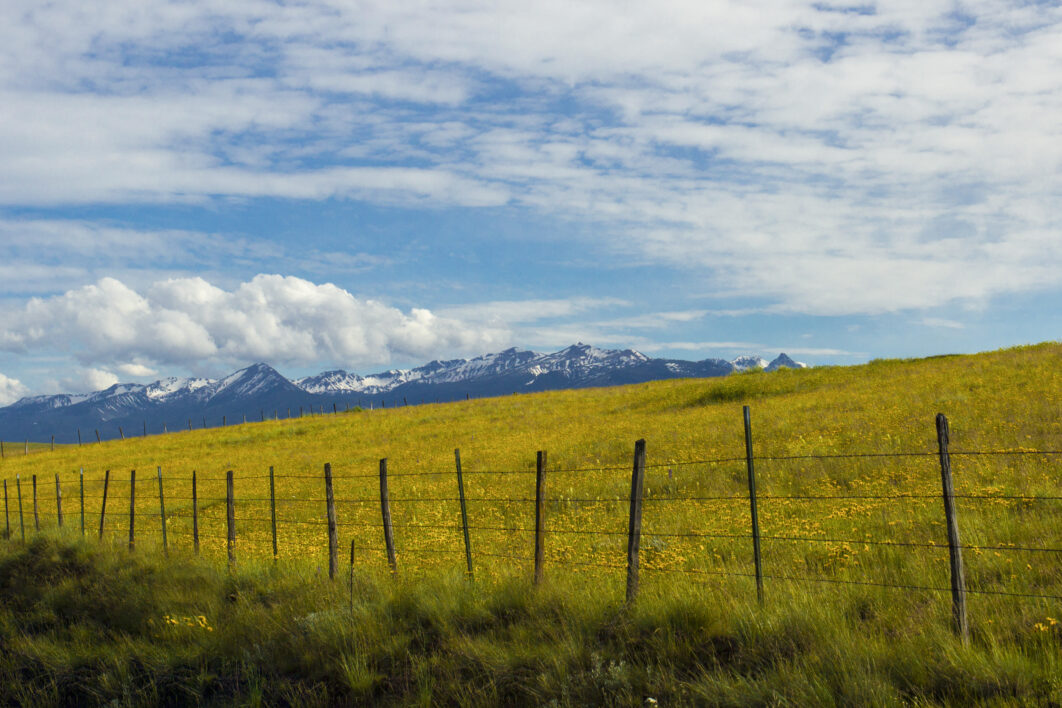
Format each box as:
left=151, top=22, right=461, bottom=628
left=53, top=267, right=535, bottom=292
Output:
left=115, top=363, right=158, bottom=377
left=63, top=368, right=120, bottom=393
left=439, top=297, right=628, bottom=325
left=636, top=341, right=762, bottom=352
left=0, top=0, right=1060, bottom=316
left=0, top=372, right=28, bottom=405
left=761, top=347, right=859, bottom=356
left=919, top=317, right=965, bottom=330
left=0, top=275, right=512, bottom=370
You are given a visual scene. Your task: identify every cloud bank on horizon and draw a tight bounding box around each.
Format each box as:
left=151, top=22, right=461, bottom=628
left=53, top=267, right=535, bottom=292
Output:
left=1, top=0, right=1060, bottom=400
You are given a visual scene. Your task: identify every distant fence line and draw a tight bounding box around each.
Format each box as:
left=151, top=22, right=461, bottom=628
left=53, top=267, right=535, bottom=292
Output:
left=3, top=408, right=1062, bottom=646
left=0, top=395, right=481, bottom=454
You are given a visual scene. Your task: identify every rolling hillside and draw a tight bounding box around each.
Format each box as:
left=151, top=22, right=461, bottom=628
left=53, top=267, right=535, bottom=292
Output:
left=0, top=342, right=1059, bottom=705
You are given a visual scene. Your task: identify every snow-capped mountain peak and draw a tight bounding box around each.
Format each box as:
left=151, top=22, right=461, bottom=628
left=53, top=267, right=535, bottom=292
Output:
left=765, top=353, right=807, bottom=372
left=0, top=345, right=816, bottom=443
left=730, top=355, right=769, bottom=371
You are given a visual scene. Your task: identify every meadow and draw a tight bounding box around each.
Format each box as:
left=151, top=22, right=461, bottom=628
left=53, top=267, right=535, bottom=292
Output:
left=0, top=343, right=1060, bottom=705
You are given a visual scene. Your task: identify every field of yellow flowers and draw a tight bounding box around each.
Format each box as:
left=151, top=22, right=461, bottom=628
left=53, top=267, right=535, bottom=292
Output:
left=2, top=343, right=1060, bottom=635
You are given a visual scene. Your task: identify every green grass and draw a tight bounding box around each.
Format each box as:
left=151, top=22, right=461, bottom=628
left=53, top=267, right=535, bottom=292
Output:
left=1, top=535, right=1059, bottom=706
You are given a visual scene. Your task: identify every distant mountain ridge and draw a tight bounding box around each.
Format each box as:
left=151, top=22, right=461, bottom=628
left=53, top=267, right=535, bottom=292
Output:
left=0, top=345, right=804, bottom=443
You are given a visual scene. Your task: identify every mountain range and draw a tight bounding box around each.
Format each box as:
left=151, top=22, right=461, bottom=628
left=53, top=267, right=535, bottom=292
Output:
left=0, top=344, right=805, bottom=443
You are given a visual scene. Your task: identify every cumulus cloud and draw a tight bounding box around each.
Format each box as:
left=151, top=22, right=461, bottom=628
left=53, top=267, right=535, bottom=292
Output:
left=0, top=275, right=511, bottom=371
left=0, top=372, right=28, bottom=405
left=63, top=368, right=120, bottom=393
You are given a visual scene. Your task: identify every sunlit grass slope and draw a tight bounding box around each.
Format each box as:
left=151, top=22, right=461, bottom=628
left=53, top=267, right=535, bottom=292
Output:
left=2, top=344, right=1061, bottom=584
left=0, top=343, right=1060, bottom=704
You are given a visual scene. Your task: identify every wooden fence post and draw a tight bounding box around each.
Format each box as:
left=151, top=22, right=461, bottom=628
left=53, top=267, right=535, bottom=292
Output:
left=379, top=458, right=397, bottom=574
left=16, top=475, right=24, bottom=542
left=157, top=467, right=168, bottom=556
left=3, top=479, right=9, bottom=540
left=24, top=440, right=28, bottom=456
left=77, top=429, right=81, bottom=446
left=534, top=450, right=547, bottom=585
left=79, top=468, right=85, bottom=536
left=99, top=470, right=109, bottom=540
left=32, top=474, right=39, bottom=532
left=455, top=448, right=473, bottom=581
left=626, top=440, right=647, bottom=603
left=936, top=413, right=969, bottom=644
left=192, top=470, right=199, bottom=554
left=325, top=463, right=339, bottom=580
left=349, top=538, right=356, bottom=611
left=128, top=470, right=135, bottom=551
left=744, top=405, right=764, bottom=605
left=119, top=427, right=124, bottom=440
left=51, top=435, right=54, bottom=452
left=55, top=473, right=63, bottom=528
left=269, top=466, right=278, bottom=561
left=95, top=430, right=101, bottom=444
left=226, top=470, right=235, bottom=565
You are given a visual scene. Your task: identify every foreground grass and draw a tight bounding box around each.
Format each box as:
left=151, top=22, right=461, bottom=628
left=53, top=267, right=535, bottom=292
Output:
left=1, top=535, right=1059, bottom=707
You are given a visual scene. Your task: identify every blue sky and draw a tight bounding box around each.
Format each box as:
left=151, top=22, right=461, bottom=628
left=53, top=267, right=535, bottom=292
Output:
left=1, top=0, right=1060, bottom=400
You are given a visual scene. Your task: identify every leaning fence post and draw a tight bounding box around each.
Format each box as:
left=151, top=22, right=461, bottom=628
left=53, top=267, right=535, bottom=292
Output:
left=269, top=466, right=278, bottom=561
left=3, top=479, right=9, bottom=540
left=325, top=463, right=339, bottom=580
left=157, top=467, right=168, bottom=556
left=79, top=468, right=85, bottom=536
left=626, top=440, right=647, bottom=603
left=128, top=470, right=136, bottom=551
left=936, top=413, right=969, bottom=644
left=455, top=448, right=473, bottom=581
left=744, top=405, right=764, bottom=605
left=55, top=473, right=63, bottom=528
left=226, top=470, right=235, bottom=565
left=379, top=458, right=397, bottom=574
left=32, top=474, right=39, bottom=532
left=192, top=470, right=199, bottom=554
left=16, top=475, right=24, bottom=542
left=534, top=450, right=547, bottom=585
left=99, top=470, right=109, bottom=539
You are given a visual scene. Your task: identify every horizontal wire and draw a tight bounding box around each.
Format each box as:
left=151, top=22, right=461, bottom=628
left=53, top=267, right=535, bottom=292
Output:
left=477, top=552, right=533, bottom=562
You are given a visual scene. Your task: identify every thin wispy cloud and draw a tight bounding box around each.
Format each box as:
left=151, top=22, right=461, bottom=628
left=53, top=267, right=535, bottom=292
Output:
left=0, top=1, right=1058, bottom=392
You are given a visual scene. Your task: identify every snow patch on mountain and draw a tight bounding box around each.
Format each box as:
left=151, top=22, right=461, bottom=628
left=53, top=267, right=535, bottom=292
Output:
left=731, top=355, right=769, bottom=371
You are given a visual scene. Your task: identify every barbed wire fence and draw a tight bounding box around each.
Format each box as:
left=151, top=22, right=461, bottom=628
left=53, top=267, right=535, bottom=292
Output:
left=2, top=408, right=1061, bottom=645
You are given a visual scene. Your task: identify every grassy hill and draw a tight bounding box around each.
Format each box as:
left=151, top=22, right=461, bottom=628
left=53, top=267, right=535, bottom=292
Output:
left=0, top=343, right=1060, bottom=704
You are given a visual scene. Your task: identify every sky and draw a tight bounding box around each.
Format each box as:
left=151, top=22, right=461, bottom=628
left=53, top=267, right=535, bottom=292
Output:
left=1, top=0, right=1060, bottom=402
